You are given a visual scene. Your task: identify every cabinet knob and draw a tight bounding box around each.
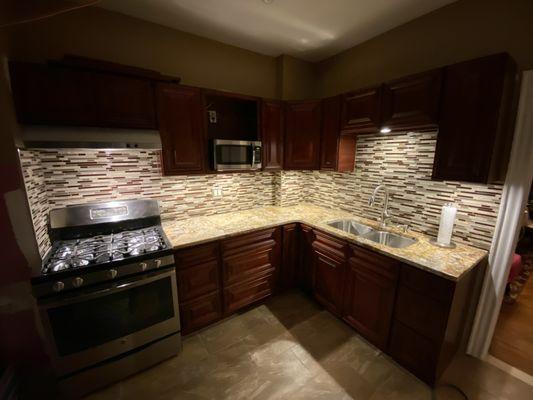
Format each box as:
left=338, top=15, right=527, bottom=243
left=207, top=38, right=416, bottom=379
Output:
left=52, top=281, right=65, bottom=292
left=72, top=277, right=84, bottom=288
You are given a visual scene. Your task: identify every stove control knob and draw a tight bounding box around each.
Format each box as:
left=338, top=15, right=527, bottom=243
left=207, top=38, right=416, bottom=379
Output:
left=154, top=259, right=162, bottom=268
left=52, top=281, right=65, bottom=292
left=139, top=262, right=148, bottom=271
left=72, top=277, right=84, bottom=288
left=107, top=269, right=118, bottom=279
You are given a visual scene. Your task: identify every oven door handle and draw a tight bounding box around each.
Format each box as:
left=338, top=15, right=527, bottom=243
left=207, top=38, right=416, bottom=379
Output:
left=40, top=269, right=176, bottom=308
left=251, top=144, right=255, bottom=168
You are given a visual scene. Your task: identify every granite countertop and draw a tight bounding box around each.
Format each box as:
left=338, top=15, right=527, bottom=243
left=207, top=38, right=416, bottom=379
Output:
left=162, top=203, right=488, bottom=281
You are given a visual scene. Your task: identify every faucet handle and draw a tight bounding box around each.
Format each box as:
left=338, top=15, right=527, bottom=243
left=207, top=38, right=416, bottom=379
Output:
left=396, top=224, right=409, bottom=233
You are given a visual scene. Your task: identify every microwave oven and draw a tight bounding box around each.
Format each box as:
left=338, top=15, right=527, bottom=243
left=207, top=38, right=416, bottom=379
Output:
left=212, top=139, right=262, bottom=171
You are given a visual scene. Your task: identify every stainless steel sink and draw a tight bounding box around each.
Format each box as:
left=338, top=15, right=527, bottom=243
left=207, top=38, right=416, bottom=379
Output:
left=362, top=230, right=417, bottom=248
left=327, top=219, right=374, bottom=236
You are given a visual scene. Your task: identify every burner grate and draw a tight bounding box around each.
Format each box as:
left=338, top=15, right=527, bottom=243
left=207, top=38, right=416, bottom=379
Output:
left=43, top=227, right=167, bottom=274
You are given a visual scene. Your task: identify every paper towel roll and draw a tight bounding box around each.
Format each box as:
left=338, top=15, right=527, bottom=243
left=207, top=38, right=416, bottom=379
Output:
left=437, top=203, right=457, bottom=245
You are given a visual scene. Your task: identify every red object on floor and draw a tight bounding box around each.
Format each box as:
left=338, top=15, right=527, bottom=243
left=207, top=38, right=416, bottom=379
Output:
left=508, top=253, right=523, bottom=283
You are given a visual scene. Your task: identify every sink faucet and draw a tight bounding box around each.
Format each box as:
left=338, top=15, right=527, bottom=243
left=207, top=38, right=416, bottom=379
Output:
left=368, top=184, right=391, bottom=229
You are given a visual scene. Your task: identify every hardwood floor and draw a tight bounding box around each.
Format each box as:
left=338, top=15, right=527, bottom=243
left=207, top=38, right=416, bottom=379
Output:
left=490, top=276, right=533, bottom=376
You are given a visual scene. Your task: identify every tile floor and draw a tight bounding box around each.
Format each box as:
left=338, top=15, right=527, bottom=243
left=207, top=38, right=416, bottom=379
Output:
left=85, top=291, right=533, bottom=400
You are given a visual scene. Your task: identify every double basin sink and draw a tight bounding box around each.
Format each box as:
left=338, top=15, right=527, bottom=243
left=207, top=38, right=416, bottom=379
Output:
left=327, top=219, right=417, bottom=249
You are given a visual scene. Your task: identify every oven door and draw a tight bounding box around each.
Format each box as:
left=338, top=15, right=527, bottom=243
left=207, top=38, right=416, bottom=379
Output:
left=39, top=268, right=180, bottom=376
left=213, top=139, right=261, bottom=171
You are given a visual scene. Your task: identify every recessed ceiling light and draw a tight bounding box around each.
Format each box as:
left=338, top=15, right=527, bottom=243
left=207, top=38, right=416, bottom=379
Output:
left=262, top=0, right=274, bottom=4
left=380, top=127, right=391, bottom=133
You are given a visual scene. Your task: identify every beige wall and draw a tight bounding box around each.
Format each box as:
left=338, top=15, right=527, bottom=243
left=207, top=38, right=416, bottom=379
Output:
left=277, top=55, right=318, bottom=100
left=317, top=0, right=533, bottom=97
left=4, top=7, right=279, bottom=98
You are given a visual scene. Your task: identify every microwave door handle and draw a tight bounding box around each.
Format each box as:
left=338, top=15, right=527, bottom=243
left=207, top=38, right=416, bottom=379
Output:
left=251, top=144, right=255, bottom=168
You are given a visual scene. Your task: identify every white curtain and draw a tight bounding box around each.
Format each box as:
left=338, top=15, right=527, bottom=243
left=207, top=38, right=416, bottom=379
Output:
left=467, top=70, right=533, bottom=358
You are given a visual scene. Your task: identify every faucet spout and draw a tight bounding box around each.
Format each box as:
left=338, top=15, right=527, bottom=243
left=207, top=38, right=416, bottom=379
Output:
left=369, top=184, right=391, bottom=228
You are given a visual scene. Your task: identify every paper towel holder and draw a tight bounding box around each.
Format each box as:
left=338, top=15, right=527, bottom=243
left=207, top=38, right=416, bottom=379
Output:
left=429, top=238, right=457, bottom=249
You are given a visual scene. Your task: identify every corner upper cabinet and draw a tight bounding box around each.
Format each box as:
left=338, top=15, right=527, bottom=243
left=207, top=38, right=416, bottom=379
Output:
left=341, top=86, right=382, bottom=134
left=284, top=100, right=322, bottom=170
left=433, top=53, right=520, bottom=183
left=381, top=69, right=443, bottom=132
left=156, top=84, right=206, bottom=175
left=261, top=100, right=284, bottom=170
left=321, top=96, right=357, bottom=172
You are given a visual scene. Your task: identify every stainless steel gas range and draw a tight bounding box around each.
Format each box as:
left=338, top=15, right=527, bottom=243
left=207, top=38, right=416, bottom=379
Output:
left=32, top=199, right=181, bottom=398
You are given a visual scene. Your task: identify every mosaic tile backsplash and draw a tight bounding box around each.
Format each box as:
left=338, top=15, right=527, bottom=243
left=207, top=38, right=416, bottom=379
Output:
left=19, top=131, right=503, bottom=258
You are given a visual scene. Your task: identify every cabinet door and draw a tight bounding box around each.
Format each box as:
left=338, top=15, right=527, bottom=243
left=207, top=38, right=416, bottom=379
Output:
left=312, top=249, right=345, bottom=315
left=299, top=224, right=315, bottom=292
left=9, top=62, right=97, bottom=126
left=281, top=224, right=299, bottom=289
left=342, top=246, right=399, bottom=350
left=433, top=53, right=518, bottom=183
left=284, top=100, right=322, bottom=169
left=156, top=84, right=206, bottom=175
left=341, top=86, right=381, bottom=134
left=261, top=100, right=284, bottom=170
left=320, top=96, right=341, bottom=170
left=381, top=69, right=442, bottom=132
left=96, top=73, right=156, bottom=129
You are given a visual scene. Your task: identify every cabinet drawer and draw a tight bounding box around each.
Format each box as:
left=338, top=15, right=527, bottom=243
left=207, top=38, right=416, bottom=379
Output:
left=175, top=242, right=219, bottom=268
left=389, top=320, right=439, bottom=384
left=223, top=247, right=276, bottom=286
left=177, top=260, right=220, bottom=302
left=349, top=245, right=400, bottom=280
left=224, top=274, right=274, bottom=314
left=180, top=291, right=222, bottom=335
left=400, top=265, right=454, bottom=304
left=222, top=227, right=280, bottom=256
left=394, top=284, right=449, bottom=341
left=313, top=230, right=347, bottom=260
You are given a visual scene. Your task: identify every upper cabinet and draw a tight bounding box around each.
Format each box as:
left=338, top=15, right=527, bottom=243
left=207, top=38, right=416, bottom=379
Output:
left=284, top=100, right=322, bottom=170
left=321, top=96, right=357, bottom=172
left=156, top=84, right=206, bottom=175
left=432, top=53, right=519, bottom=183
left=261, top=100, right=284, bottom=170
left=381, top=69, right=443, bottom=132
left=341, top=86, right=382, bottom=134
left=9, top=61, right=157, bottom=129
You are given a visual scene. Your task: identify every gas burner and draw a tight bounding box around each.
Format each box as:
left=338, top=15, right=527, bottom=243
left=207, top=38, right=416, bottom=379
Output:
left=42, top=226, right=169, bottom=274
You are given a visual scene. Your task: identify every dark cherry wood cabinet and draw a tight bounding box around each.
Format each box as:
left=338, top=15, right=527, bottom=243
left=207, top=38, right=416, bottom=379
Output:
left=341, top=85, right=382, bottom=134
left=342, top=246, right=400, bottom=350
left=9, top=61, right=157, bottom=129
left=299, top=224, right=315, bottom=293
left=311, top=230, right=347, bottom=316
left=221, top=227, right=281, bottom=314
left=281, top=224, right=299, bottom=289
left=381, top=69, right=443, bottom=132
left=432, top=53, right=519, bottom=183
left=261, top=100, right=285, bottom=170
left=321, top=96, right=357, bottom=172
left=388, top=263, right=479, bottom=384
left=284, top=100, right=322, bottom=169
left=95, top=72, right=156, bottom=129
left=174, top=242, right=222, bottom=335
left=156, top=84, right=206, bottom=175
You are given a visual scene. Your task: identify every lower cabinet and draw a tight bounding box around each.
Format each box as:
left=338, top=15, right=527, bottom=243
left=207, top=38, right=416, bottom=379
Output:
left=342, top=245, right=399, bottom=350
left=174, top=223, right=480, bottom=386
left=311, top=230, right=347, bottom=316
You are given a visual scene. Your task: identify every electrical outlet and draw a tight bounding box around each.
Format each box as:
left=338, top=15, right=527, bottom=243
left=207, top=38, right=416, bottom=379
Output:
left=212, top=187, right=223, bottom=197
left=208, top=110, right=217, bottom=123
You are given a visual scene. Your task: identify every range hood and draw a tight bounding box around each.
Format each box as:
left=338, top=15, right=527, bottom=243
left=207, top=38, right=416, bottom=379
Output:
left=20, top=125, right=162, bottom=149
